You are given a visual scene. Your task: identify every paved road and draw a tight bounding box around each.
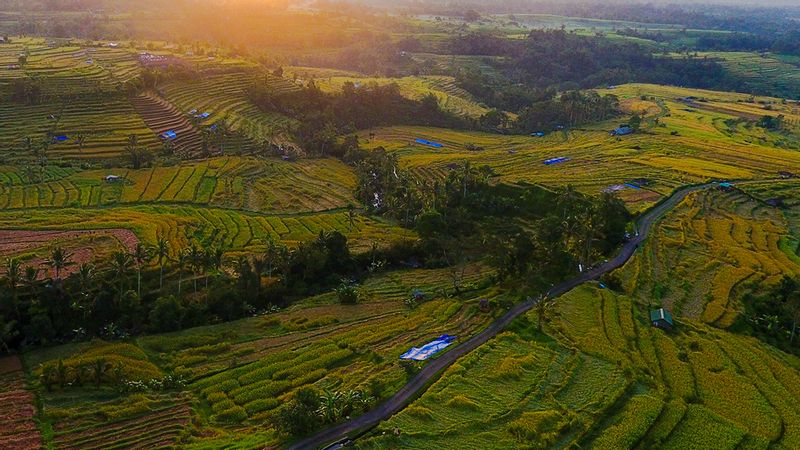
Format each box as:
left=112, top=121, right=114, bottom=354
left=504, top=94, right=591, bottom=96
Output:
left=286, top=182, right=715, bottom=450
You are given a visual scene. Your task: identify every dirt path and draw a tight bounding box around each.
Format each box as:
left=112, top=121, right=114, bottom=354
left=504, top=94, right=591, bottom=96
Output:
left=285, top=182, right=718, bottom=450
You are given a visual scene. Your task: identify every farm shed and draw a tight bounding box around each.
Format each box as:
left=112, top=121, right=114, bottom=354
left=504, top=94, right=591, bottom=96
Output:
left=105, top=175, right=122, bottom=183
left=718, top=182, right=735, bottom=192
left=161, top=130, right=177, bottom=140
left=531, top=131, right=545, bottom=137
left=650, top=308, right=674, bottom=330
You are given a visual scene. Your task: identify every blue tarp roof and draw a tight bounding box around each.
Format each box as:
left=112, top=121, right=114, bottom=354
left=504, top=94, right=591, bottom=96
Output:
left=611, top=126, right=633, bottom=136
left=162, top=130, right=177, bottom=140
left=544, top=156, right=570, bottom=166
left=53, top=135, right=69, bottom=142
left=400, top=334, right=456, bottom=361
left=531, top=132, right=545, bottom=137
left=195, top=112, right=210, bottom=119
left=415, top=138, right=443, bottom=148
left=624, top=183, right=641, bottom=190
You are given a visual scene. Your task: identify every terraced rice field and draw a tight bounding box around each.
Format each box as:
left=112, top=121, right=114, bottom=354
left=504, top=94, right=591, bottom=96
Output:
left=0, top=229, right=138, bottom=277
left=0, top=356, right=42, bottom=450
left=0, top=98, right=157, bottom=161
left=25, top=265, right=496, bottom=448
left=43, top=393, right=192, bottom=450
left=360, top=285, right=800, bottom=449
left=0, top=203, right=413, bottom=254
left=701, top=52, right=800, bottom=100
left=159, top=72, right=297, bottom=143
left=358, top=84, right=800, bottom=211
left=293, top=69, right=490, bottom=118
left=131, top=93, right=209, bottom=159
left=618, top=186, right=800, bottom=327
left=0, top=157, right=355, bottom=212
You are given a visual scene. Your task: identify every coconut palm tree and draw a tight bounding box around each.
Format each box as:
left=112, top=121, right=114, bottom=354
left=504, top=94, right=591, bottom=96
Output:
left=154, top=235, right=169, bottom=291
left=252, top=256, right=267, bottom=299
left=45, top=247, right=74, bottom=280
left=188, top=244, right=203, bottom=294
left=109, top=251, right=134, bottom=302
left=23, top=266, right=39, bottom=296
left=72, top=263, right=96, bottom=321
left=5, top=258, right=21, bottom=316
left=177, top=249, right=188, bottom=295
left=208, top=246, right=224, bottom=285
left=132, top=243, right=150, bottom=298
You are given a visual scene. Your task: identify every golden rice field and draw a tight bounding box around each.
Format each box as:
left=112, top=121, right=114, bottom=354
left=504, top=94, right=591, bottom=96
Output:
left=357, top=84, right=800, bottom=212
left=618, top=184, right=800, bottom=328
left=0, top=157, right=357, bottom=213
left=360, top=285, right=800, bottom=449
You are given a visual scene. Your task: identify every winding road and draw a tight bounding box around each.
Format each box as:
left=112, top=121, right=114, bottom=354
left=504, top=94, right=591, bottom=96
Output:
left=287, top=182, right=715, bottom=450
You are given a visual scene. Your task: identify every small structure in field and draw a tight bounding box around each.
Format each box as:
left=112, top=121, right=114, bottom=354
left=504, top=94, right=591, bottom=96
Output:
left=718, top=182, right=735, bottom=192
left=611, top=125, right=634, bottom=136
left=161, top=130, right=177, bottom=140
left=650, top=308, right=674, bottom=330
left=400, top=334, right=457, bottom=361
left=778, top=171, right=796, bottom=179
left=105, top=175, right=122, bottom=183
left=543, top=156, right=570, bottom=166
left=530, top=131, right=545, bottom=137
left=415, top=138, right=444, bottom=148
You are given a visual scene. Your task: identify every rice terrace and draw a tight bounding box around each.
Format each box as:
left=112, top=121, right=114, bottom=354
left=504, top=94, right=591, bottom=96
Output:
left=1, top=1, right=800, bottom=449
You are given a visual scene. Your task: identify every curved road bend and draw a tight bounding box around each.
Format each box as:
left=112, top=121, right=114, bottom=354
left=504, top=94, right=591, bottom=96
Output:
left=287, top=182, right=715, bottom=450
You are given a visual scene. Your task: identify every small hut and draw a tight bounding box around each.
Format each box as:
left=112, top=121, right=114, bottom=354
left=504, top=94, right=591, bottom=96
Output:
left=650, top=308, right=674, bottom=330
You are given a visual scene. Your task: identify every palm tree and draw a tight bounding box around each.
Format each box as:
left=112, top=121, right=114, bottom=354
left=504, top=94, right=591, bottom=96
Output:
left=208, top=246, right=224, bottom=285
left=5, top=258, right=21, bottom=317
left=109, top=251, right=134, bottom=302
left=72, top=263, right=96, bottom=321
left=23, top=266, right=39, bottom=296
left=188, top=244, right=204, bottom=293
left=252, top=256, right=267, bottom=299
left=154, top=236, right=169, bottom=291
left=177, top=249, right=188, bottom=295
left=75, top=263, right=95, bottom=295
left=132, top=243, right=150, bottom=298
left=45, top=247, right=74, bottom=280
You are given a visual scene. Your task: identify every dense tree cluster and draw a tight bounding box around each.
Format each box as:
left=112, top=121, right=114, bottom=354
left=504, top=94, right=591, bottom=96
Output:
left=738, top=276, right=800, bottom=355
left=348, top=147, right=631, bottom=291
left=450, top=29, right=739, bottom=99
left=247, top=81, right=466, bottom=155
left=0, top=230, right=415, bottom=352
